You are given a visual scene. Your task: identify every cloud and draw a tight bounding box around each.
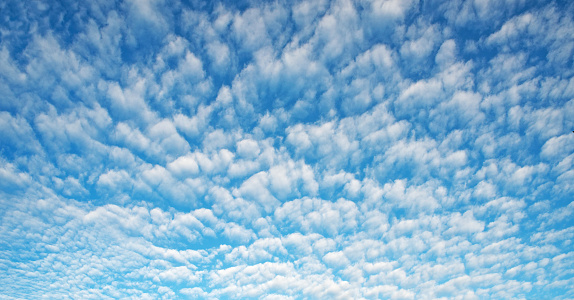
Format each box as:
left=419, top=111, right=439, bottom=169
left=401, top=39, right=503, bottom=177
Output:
left=1, top=0, right=573, bottom=299
left=275, top=197, right=359, bottom=236
left=0, top=159, right=31, bottom=191
left=0, top=111, right=42, bottom=157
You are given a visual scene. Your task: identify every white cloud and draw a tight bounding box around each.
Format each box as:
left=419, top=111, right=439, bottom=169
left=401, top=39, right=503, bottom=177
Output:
left=0, top=111, right=42, bottom=155
left=446, top=211, right=485, bottom=235
left=400, top=23, right=441, bottom=62
left=435, top=39, right=457, bottom=67
left=167, top=154, right=199, bottom=178
left=0, top=47, right=27, bottom=83
left=541, top=134, right=574, bottom=161
left=147, top=119, right=190, bottom=158
left=236, top=139, right=260, bottom=159
left=114, top=122, right=152, bottom=153
left=323, top=251, right=350, bottom=268
left=275, top=197, right=359, bottom=236
left=0, top=160, right=31, bottom=190
left=236, top=171, right=280, bottom=214
left=1, top=0, right=573, bottom=299
left=369, top=0, right=418, bottom=21
left=488, top=13, right=534, bottom=44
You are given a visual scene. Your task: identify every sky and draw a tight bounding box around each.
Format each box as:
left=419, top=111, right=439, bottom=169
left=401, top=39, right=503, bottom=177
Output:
left=0, top=0, right=573, bottom=299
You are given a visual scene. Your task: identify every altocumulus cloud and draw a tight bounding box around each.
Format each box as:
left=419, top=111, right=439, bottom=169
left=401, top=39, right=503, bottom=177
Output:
left=0, top=0, right=573, bottom=299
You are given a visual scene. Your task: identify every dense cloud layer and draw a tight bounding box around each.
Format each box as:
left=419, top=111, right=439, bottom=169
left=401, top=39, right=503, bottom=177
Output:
left=1, top=0, right=573, bottom=298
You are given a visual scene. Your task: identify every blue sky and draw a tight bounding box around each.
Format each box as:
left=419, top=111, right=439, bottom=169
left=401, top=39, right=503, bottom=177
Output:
left=0, top=0, right=573, bottom=298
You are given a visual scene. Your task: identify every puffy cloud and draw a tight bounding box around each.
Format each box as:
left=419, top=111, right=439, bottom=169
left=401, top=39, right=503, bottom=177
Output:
left=275, top=197, right=359, bottom=236
left=1, top=0, right=572, bottom=298
left=0, top=111, right=42, bottom=156
left=167, top=154, right=199, bottom=177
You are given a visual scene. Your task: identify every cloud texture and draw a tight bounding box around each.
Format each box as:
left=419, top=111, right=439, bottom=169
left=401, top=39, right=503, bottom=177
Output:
left=0, top=0, right=573, bottom=298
